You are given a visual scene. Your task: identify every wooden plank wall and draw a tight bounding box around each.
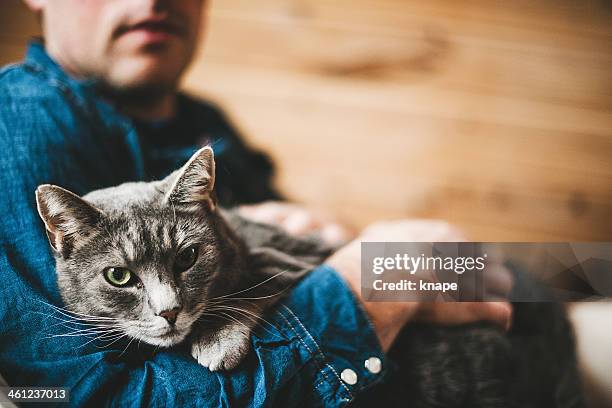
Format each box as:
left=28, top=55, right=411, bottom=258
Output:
left=2, top=0, right=612, bottom=241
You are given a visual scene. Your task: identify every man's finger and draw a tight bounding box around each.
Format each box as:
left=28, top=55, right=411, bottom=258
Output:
left=471, top=301, right=513, bottom=331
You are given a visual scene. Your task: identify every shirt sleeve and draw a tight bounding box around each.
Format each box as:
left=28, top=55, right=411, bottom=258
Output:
left=130, top=265, right=388, bottom=407
left=1, top=257, right=387, bottom=407
left=0, top=70, right=386, bottom=407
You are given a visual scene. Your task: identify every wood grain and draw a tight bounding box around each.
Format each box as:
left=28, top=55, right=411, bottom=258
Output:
left=2, top=0, right=611, bottom=240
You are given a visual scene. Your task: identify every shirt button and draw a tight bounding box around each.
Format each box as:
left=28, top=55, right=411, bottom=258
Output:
left=340, top=368, right=358, bottom=385
left=365, top=357, right=382, bottom=374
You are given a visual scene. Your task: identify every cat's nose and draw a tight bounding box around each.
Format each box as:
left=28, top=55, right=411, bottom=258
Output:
left=158, top=307, right=181, bottom=325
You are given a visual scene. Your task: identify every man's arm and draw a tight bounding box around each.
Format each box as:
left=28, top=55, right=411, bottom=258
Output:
left=327, top=220, right=513, bottom=351
left=0, top=64, right=510, bottom=407
left=0, top=250, right=384, bottom=406
left=0, top=68, right=385, bottom=407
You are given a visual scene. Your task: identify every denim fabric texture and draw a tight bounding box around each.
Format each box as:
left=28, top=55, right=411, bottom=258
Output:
left=0, top=42, right=386, bottom=407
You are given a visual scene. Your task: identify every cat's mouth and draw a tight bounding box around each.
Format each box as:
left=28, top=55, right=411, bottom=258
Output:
left=157, top=329, right=179, bottom=339
left=136, top=326, right=188, bottom=347
left=152, top=328, right=183, bottom=341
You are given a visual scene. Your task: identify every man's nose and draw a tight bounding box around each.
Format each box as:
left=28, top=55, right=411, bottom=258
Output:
left=157, top=307, right=181, bottom=325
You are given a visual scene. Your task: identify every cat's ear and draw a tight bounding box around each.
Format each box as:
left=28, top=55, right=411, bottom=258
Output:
left=165, top=146, right=216, bottom=211
left=35, top=184, right=103, bottom=257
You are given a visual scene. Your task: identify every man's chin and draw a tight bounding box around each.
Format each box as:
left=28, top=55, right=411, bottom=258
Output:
left=106, top=57, right=185, bottom=93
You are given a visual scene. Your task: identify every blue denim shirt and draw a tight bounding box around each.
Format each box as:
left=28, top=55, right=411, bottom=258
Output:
left=0, top=42, right=386, bottom=407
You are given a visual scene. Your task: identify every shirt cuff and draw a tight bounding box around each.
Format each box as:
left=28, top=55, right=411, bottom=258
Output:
left=272, top=264, right=387, bottom=406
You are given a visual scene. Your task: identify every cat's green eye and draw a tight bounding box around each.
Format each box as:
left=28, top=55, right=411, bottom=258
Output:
left=104, top=267, right=133, bottom=287
left=174, top=245, right=199, bottom=272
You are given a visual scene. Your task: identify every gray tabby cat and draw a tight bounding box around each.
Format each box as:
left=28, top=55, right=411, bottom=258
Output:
left=35, top=147, right=585, bottom=407
left=35, top=147, right=331, bottom=371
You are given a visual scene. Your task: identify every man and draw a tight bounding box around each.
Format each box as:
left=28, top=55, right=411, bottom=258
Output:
left=0, top=0, right=511, bottom=406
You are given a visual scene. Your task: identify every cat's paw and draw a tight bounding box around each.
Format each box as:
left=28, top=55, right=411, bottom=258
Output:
left=191, top=325, right=251, bottom=371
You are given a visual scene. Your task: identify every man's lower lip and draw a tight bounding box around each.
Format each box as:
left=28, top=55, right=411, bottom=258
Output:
left=123, top=28, right=177, bottom=43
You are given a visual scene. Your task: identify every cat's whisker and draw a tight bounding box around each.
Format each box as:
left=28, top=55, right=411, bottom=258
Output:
left=195, top=312, right=217, bottom=324
left=205, top=285, right=292, bottom=305
left=213, top=309, right=278, bottom=335
left=98, top=330, right=131, bottom=344
left=96, top=334, right=127, bottom=349
left=206, top=305, right=280, bottom=338
left=47, top=327, right=122, bottom=338
left=206, top=297, right=280, bottom=327
left=44, top=328, right=124, bottom=338
left=39, top=308, right=142, bottom=336
left=208, top=268, right=291, bottom=301
left=223, top=291, right=289, bottom=301
left=94, top=335, right=128, bottom=349
left=205, top=311, right=253, bottom=336
left=45, top=316, right=108, bottom=328
left=37, top=300, right=106, bottom=316
left=43, top=326, right=124, bottom=343
left=34, top=304, right=130, bottom=345
left=37, top=314, right=119, bottom=334
left=206, top=304, right=261, bottom=322
left=49, top=320, right=121, bottom=331
left=29, top=311, right=87, bottom=327
left=198, top=310, right=232, bottom=324
left=78, top=330, right=128, bottom=349
left=82, top=328, right=125, bottom=338
left=29, top=309, right=92, bottom=324
left=91, top=335, right=128, bottom=349
left=49, top=322, right=114, bottom=333
left=37, top=303, right=122, bottom=323
left=53, top=309, right=121, bottom=322
left=44, top=316, right=119, bottom=330
left=202, top=296, right=285, bottom=337
left=41, top=315, right=125, bottom=339
left=37, top=301, right=142, bottom=328
left=104, top=334, right=129, bottom=351
left=118, top=335, right=137, bottom=358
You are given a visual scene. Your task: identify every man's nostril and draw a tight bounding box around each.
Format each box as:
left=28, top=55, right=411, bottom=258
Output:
left=158, top=307, right=181, bottom=325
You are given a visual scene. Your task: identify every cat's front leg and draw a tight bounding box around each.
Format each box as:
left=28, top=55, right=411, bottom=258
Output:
left=191, top=323, right=252, bottom=371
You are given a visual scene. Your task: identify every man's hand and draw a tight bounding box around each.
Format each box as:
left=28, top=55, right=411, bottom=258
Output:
left=326, top=219, right=513, bottom=351
left=238, top=201, right=353, bottom=245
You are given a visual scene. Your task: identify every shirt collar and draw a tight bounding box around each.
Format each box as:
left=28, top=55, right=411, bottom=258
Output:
left=23, top=39, right=99, bottom=90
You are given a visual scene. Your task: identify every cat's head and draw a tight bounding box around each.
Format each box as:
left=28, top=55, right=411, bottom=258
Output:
left=35, top=147, right=245, bottom=347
